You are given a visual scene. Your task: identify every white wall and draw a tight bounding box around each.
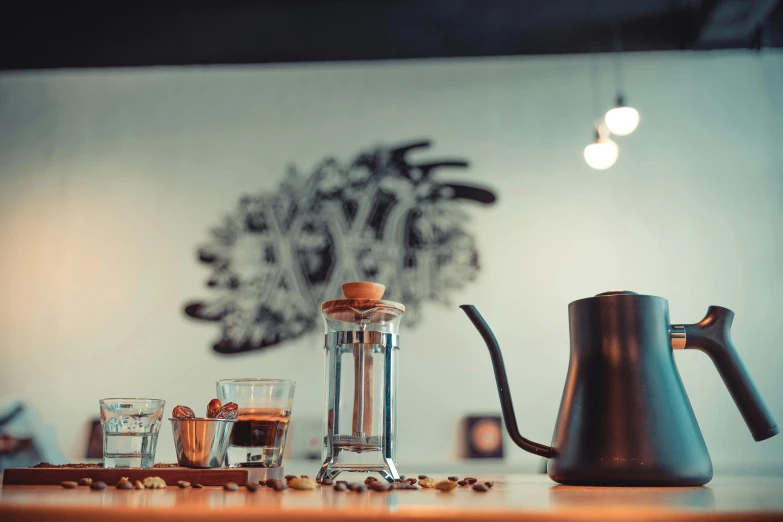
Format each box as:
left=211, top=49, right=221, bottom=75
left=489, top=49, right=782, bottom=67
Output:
left=1, top=50, right=782, bottom=472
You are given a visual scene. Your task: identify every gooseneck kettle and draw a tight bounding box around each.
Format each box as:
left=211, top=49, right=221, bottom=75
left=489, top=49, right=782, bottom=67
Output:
left=461, top=291, right=778, bottom=486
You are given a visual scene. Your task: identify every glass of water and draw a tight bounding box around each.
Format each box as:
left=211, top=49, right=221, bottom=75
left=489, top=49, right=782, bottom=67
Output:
left=217, top=379, right=295, bottom=468
left=99, top=398, right=165, bottom=468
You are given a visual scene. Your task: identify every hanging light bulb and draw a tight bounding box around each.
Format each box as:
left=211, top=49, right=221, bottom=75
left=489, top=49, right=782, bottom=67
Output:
left=584, top=127, right=619, bottom=170
left=605, top=95, right=639, bottom=136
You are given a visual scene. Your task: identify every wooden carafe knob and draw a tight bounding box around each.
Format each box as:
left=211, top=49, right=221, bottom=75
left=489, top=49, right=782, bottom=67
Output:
left=341, top=282, right=385, bottom=300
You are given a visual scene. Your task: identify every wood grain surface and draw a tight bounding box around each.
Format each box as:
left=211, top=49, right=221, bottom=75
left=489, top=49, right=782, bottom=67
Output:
left=1, top=474, right=782, bottom=522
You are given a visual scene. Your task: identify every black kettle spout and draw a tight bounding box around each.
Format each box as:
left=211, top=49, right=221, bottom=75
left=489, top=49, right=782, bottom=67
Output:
left=460, top=305, right=554, bottom=458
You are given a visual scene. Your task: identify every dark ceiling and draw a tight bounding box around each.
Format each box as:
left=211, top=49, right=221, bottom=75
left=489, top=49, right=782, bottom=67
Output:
left=1, top=0, right=781, bottom=71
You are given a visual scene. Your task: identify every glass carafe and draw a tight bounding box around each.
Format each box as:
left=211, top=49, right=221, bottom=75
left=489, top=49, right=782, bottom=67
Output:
left=316, top=282, right=404, bottom=483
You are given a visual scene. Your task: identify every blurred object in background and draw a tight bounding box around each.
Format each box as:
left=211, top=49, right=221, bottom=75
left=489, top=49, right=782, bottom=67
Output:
left=286, top=417, right=321, bottom=461
left=0, top=398, right=66, bottom=473
left=85, top=419, right=103, bottom=459
left=462, top=415, right=504, bottom=459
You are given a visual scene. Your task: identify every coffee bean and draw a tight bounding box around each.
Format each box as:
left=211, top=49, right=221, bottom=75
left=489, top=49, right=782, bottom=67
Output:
left=448, top=476, right=459, bottom=482
left=285, top=475, right=296, bottom=481
left=364, top=477, right=378, bottom=484
left=246, top=483, right=258, bottom=492
left=321, top=479, right=333, bottom=486
left=346, top=483, right=360, bottom=491
left=258, top=480, right=266, bottom=486
left=177, top=481, right=191, bottom=489
left=224, top=482, right=239, bottom=491
left=192, top=484, right=204, bottom=489
left=265, top=479, right=278, bottom=488
left=90, top=481, right=107, bottom=490
left=334, top=482, right=347, bottom=492
left=355, top=485, right=368, bottom=493
left=465, top=477, right=478, bottom=484
left=300, top=475, right=309, bottom=478
left=407, top=478, right=417, bottom=485
left=370, top=482, right=390, bottom=492
left=418, top=475, right=427, bottom=479
left=133, top=481, right=144, bottom=490
left=116, top=481, right=133, bottom=490
left=472, top=484, right=488, bottom=492
left=273, top=482, right=288, bottom=492
left=61, top=481, right=78, bottom=489
left=457, top=480, right=469, bottom=486
left=78, top=478, right=93, bottom=486
left=484, top=481, right=494, bottom=488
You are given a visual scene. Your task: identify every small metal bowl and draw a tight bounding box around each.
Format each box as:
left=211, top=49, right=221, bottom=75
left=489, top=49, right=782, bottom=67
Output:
left=169, top=418, right=236, bottom=468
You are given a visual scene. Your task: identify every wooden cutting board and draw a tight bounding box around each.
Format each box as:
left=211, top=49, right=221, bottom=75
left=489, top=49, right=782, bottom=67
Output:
left=2, top=467, right=249, bottom=486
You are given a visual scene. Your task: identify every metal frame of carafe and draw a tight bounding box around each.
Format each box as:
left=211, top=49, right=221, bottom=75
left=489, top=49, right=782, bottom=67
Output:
left=316, top=330, right=400, bottom=483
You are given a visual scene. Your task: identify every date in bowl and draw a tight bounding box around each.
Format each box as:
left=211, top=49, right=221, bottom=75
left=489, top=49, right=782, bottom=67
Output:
left=169, top=418, right=236, bottom=468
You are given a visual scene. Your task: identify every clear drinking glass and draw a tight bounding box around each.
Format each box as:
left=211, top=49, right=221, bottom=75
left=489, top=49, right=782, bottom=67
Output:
left=216, top=378, right=295, bottom=468
left=99, top=398, right=165, bottom=468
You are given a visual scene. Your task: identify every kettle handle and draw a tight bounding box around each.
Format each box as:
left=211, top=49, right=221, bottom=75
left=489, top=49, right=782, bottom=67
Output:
left=678, top=306, right=779, bottom=441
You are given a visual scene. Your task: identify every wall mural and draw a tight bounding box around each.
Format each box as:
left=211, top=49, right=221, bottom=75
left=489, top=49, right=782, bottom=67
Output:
left=184, top=140, right=497, bottom=354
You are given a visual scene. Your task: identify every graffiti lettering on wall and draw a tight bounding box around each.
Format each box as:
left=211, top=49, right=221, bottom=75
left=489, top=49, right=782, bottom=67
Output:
left=184, top=140, right=497, bottom=354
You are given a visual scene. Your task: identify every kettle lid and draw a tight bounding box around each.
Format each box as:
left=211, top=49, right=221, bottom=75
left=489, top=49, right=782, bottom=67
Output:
left=594, top=290, right=640, bottom=297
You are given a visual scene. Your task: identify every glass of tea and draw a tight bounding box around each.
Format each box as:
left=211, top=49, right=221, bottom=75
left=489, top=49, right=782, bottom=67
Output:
left=216, top=378, right=295, bottom=468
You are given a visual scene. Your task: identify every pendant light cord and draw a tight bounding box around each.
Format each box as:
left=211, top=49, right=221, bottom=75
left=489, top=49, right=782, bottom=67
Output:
left=590, top=44, right=602, bottom=136
left=611, top=25, right=625, bottom=104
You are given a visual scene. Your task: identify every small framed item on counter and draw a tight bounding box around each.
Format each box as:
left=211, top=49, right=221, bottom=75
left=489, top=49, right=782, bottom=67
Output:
left=462, top=415, right=504, bottom=459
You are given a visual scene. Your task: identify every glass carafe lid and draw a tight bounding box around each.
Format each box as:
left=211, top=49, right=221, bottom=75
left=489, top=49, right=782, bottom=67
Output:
left=321, top=282, right=405, bottom=334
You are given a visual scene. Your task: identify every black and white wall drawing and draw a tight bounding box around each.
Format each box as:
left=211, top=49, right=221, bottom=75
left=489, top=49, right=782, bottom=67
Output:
left=184, top=140, right=497, bottom=354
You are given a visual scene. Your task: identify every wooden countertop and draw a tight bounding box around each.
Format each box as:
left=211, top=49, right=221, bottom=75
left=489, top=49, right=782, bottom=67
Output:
left=1, top=474, right=782, bottom=521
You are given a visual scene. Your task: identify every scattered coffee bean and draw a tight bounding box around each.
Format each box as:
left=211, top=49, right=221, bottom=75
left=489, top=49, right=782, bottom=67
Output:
left=224, top=482, right=239, bottom=491
left=346, top=483, right=360, bottom=491
left=116, top=481, right=133, bottom=490
left=192, top=484, right=204, bottom=489
left=364, top=476, right=378, bottom=485
left=258, top=480, right=267, bottom=486
left=465, top=477, right=478, bottom=484
left=133, top=481, right=144, bottom=490
left=370, top=482, right=390, bottom=492
left=484, top=481, right=494, bottom=488
left=407, top=478, right=417, bottom=485
left=273, top=482, right=288, bottom=492
left=61, top=481, right=78, bottom=489
left=457, top=480, right=469, bottom=486
left=143, top=477, right=167, bottom=489
left=334, top=483, right=347, bottom=492
left=321, top=479, right=333, bottom=486
left=246, top=483, right=258, bottom=492
left=418, top=477, right=436, bottom=488
left=448, top=476, right=459, bottom=482
left=90, top=481, right=107, bottom=490
left=177, top=481, right=191, bottom=489
left=472, top=484, right=488, bottom=492
left=355, top=485, right=368, bottom=493
left=300, top=475, right=309, bottom=478
left=78, top=478, right=93, bottom=486
left=266, top=479, right=278, bottom=488
left=435, top=480, right=457, bottom=491
left=418, top=475, right=428, bottom=479
left=289, top=477, right=317, bottom=490
left=285, top=475, right=296, bottom=481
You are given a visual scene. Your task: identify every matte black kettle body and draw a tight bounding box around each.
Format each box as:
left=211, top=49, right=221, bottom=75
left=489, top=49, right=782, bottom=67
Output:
left=461, top=291, right=778, bottom=486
